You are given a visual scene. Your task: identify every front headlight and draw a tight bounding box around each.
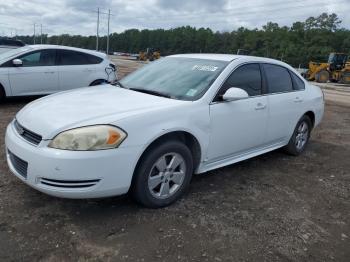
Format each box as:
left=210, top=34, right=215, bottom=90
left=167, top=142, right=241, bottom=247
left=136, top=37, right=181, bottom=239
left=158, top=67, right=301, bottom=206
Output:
left=48, top=125, right=127, bottom=151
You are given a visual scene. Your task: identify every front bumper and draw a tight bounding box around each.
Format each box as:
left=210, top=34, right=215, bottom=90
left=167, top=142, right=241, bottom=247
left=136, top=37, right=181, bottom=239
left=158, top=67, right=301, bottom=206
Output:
left=5, top=121, right=142, bottom=199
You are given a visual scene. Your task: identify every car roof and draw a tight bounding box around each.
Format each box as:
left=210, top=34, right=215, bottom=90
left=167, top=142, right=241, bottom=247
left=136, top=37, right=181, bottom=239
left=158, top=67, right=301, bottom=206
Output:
left=169, top=53, right=238, bottom=62
left=27, top=44, right=107, bottom=58
left=168, top=53, right=296, bottom=71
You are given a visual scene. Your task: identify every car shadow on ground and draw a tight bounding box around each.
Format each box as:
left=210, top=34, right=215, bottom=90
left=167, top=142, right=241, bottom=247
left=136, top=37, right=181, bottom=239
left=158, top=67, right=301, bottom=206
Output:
left=22, top=148, right=289, bottom=217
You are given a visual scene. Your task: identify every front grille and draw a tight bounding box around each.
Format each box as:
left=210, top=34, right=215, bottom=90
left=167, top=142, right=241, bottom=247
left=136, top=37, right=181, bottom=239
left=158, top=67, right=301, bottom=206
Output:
left=8, top=150, right=28, bottom=178
left=14, top=120, right=42, bottom=146
left=40, top=178, right=100, bottom=189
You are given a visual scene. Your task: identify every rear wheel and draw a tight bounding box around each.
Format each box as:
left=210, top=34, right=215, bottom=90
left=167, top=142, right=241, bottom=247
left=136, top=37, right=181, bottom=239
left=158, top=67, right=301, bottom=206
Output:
left=0, top=86, right=5, bottom=102
left=284, top=115, right=312, bottom=156
left=90, top=79, right=107, bottom=86
left=315, top=70, right=329, bottom=83
left=340, top=72, right=350, bottom=84
left=131, top=140, right=193, bottom=208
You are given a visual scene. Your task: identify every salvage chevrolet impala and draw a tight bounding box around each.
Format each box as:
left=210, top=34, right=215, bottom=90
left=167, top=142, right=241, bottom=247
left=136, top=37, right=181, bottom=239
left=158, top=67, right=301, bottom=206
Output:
left=5, top=54, right=324, bottom=208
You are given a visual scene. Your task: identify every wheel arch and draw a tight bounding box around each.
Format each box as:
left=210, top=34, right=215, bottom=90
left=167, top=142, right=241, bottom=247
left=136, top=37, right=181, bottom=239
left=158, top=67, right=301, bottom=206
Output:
left=0, top=82, right=6, bottom=99
left=133, top=130, right=202, bottom=178
left=89, top=79, right=108, bottom=86
left=304, top=110, right=315, bottom=128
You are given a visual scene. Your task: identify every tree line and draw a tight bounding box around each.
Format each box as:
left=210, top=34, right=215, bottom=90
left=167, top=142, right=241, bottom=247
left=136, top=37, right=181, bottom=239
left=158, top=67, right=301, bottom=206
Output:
left=16, top=13, right=350, bottom=67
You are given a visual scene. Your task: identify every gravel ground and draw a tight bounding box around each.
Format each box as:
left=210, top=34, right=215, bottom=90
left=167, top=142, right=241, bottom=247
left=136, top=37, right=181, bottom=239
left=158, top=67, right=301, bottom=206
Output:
left=0, top=59, right=349, bottom=261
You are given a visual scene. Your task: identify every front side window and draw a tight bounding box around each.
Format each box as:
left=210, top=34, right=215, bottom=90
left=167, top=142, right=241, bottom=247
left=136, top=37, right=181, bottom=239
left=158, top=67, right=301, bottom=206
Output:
left=58, top=50, right=102, bottom=65
left=219, top=63, right=262, bottom=98
left=120, top=57, right=228, bottom=101
left=263, top=64, right=293, bottom=93
left=18, top=49, right=56, bottom=67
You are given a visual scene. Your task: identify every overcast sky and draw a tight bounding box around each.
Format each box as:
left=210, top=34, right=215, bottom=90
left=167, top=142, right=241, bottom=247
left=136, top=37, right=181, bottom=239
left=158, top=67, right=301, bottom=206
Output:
left=0, top=0, right=349, bottom=36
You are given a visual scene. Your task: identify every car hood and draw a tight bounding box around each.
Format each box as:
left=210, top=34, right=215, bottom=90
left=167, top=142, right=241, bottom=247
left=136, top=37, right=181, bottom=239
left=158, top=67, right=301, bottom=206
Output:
left=16, top=86, right=185, bottom=139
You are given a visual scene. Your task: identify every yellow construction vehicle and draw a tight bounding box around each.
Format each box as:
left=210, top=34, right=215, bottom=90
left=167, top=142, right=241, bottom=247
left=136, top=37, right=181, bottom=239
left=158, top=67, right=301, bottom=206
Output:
left=138, top=48, right=161, bottom=61
left=306, top=52, right=350, bottom=84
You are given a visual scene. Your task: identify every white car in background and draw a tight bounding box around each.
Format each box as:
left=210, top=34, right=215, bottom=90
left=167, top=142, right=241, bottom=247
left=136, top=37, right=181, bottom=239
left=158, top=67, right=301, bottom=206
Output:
left=0, top=45, right=116, bottom=100
left=5, top=54, right=324, bottom=208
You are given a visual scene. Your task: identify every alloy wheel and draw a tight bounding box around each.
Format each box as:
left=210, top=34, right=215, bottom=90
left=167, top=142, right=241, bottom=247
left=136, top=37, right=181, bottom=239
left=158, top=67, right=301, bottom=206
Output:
left=295, top=121, right=309, bottom=151
left=148, top=152, right=186, bottom=199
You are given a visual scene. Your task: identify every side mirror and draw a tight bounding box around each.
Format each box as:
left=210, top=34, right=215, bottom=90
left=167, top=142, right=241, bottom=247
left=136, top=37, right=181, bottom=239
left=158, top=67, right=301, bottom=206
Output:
left=12, top=59, right=23, bottom=67
left=222, top=87, right=249, bottom=101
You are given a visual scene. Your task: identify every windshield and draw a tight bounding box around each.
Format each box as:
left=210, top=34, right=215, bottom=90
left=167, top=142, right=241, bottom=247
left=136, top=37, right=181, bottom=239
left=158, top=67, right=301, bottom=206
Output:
left=0, top=46, right=32, bottom=62
left=120, top=57, right=228, bottom=101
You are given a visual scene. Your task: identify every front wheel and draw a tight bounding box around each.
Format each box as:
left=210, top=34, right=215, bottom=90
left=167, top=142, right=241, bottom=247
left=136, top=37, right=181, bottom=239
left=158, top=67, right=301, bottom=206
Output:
left=131, top=140, right=193, bottom=208
left=284, top=115, right=312, bottom=156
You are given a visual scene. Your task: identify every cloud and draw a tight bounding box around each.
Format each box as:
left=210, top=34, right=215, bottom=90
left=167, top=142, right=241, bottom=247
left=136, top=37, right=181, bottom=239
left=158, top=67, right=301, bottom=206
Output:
left=0, top=0, right=348, bottom=36
left=157, top=0, right=228, bottom=12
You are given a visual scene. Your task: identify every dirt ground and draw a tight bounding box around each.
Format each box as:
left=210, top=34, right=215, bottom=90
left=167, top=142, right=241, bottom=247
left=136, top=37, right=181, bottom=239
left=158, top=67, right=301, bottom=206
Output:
left=0, top=59, right=349, bottom=261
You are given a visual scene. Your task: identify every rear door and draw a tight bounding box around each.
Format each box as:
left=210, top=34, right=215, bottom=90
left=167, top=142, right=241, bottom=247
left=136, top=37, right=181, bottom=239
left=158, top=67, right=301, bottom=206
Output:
left=8, top=49, right=58, bottom=96
left=262, top=63, right=306, bottom=145
left=57, top=49, right=99, bottom=91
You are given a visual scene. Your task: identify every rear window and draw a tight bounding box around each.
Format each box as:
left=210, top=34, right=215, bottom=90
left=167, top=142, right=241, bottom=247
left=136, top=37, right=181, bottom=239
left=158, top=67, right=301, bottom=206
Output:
left=263, top=64, right=293, bottom=93
left=58, top=50, right=103, bottom=65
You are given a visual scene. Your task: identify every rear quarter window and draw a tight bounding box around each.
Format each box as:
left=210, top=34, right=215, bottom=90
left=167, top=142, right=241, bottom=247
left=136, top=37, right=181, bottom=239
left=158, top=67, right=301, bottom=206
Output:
left=290, top=71, right=305, bottom=90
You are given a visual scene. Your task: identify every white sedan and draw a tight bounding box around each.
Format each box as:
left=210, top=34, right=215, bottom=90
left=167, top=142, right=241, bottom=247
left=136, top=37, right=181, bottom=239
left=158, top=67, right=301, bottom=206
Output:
left=0, top=45, right=116, bottom=100
left=5, top=54, right=324, bottom=208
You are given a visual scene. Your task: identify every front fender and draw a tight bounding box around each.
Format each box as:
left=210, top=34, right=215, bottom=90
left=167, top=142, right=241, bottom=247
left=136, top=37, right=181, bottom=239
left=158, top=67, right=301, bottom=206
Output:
left=116, top=103, right=211, bottom=164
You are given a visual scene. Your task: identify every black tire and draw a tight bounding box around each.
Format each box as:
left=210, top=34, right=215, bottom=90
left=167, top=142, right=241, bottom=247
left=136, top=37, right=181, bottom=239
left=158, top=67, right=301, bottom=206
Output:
left=340, top=72, right=350, bottom=84
left=131, top=140, right=193, bottom=208
left=90, top=79, right=107, bottom=86
left=315, top=70, right=329, bottom=83
left=0, top=86, right=5, bottom=102
left=284, top=115, right=312, bottom=156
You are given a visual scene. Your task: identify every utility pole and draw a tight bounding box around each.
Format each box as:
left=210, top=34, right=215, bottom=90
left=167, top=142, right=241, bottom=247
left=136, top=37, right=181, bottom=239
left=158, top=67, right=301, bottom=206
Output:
left=107, top=9, right=110, bottom=54
left=40, top=24, right=43, bottom=44
left=33, top=23, right=36, bottom=44
left=96, top=7, right=99, bottom=51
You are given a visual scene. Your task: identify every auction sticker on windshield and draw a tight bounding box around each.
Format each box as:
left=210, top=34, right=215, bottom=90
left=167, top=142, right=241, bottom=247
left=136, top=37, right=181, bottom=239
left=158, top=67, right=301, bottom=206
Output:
left=192, top=65, right=219, bottom=72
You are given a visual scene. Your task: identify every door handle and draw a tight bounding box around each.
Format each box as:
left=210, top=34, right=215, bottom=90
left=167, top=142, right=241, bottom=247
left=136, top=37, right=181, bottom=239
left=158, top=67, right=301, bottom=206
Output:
left=83, top=69, right=94, bottom=72
left=294, top=97, right=303, bottom=103
left=255, top=103, right=266, bottom=110
left=44, top=71, right=55, bottom=74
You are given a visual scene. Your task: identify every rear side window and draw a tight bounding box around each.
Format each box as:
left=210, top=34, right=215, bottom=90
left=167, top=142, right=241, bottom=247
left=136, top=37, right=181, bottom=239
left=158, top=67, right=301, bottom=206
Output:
left=263, top=64, right=293, bottom=93
left=58, top=50, right=103, bottom=65
left=290, top=71, right=305, bottom=90
left=220, top=63, right=262, bottom=97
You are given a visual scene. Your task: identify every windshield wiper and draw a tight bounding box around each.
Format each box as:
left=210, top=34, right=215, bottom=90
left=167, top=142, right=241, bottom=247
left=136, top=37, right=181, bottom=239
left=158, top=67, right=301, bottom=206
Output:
left=114, top=80, right=127, bottom=89
left=129, top=88, right=172, bottom=98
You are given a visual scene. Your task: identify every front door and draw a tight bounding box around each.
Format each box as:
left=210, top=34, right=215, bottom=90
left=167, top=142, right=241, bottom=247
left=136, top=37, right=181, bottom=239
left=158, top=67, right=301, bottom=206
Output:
left=207, top=63, right=268, bottom=162
left=8, top=49, right=58, bottom=96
